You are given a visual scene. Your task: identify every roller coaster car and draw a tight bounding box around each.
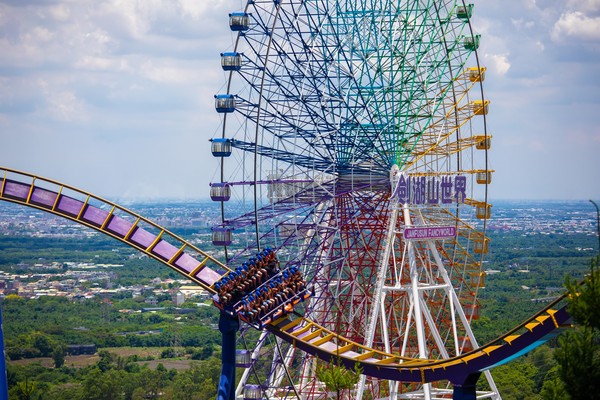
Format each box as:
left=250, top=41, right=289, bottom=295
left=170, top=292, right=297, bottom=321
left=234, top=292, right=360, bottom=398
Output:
left=212, top=248, right=281, bottom=310
left=212, top=283, right=313, bottom=327
left=238, top=286, right=314, bottom=330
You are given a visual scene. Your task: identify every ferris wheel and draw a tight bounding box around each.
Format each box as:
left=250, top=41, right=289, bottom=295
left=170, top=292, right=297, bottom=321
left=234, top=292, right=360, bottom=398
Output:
left=210, top=1, right=497, bottom=399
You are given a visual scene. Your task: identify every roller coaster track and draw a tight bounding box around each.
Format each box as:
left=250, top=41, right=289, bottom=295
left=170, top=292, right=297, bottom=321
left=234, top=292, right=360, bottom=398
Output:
left=0, top=167, right=573, bottom=388
left=0, top=167, right=228, bottom=291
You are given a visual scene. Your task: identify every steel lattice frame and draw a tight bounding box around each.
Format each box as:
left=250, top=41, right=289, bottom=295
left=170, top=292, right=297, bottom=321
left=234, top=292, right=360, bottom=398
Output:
left=212, top=1, right=497, bottom=399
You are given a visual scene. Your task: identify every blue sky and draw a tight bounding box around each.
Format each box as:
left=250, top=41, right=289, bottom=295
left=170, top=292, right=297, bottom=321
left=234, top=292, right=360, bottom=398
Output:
left=1, top=0, right=599, bottom=201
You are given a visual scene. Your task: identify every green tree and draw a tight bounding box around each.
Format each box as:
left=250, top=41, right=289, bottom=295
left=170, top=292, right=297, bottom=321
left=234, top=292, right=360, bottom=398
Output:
left=30, top=332, right=55, bottom=357
left=163, top=361, right=218, bottom=400
left=316, top=358, right=363, bottom=400
left=540, top=365, right=568, bottom=400
left=9, top=376, right=40, bottom=400
left=528, top=345, right=556, bottom=391
left=81, top=367, right=126, bottom=400
left=554, top=255, right=600, bottom=399
left=131, top=367, right=170, bottom=400
left=491, top=360, right=539, bottom=400
left=554, top=327, right=600, bottom=399
left=52, top=344, right=66, bottom=368
left=564, top=255, right=600, bottom=330
left=163, top=375, right=201, bottom=400
left=96, top=350, right=116, bottom=372
left=191, top=344, right=214, bottom=360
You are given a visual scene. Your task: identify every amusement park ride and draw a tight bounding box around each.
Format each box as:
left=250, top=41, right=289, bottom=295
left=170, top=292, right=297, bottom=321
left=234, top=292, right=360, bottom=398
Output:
left=0, top=1, right=574, bottom=400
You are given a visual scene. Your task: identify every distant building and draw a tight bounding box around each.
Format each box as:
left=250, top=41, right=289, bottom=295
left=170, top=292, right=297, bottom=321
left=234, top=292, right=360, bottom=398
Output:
left=141, top=308, right=165, bottom=313
left=151, top=277, right=162, bottom=286
left=173, top=291, right=185, bottom=306
left=66, top=344, right=97, bottom=356
left=145, top=296, right=158, bottom=306
left=179, top=285, right=211, bottom=300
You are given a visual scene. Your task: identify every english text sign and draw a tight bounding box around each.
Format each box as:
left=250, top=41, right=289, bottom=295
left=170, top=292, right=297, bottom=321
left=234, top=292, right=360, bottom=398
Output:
left=404, top=226, right=457, bottom=240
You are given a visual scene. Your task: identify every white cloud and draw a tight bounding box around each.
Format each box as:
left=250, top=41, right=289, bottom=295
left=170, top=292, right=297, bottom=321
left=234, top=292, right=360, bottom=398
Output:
left=486, top=53, right=511, bottom=76
left=46, top=4, right=70, bottom=22
left=25, top=26, right=54, bottom=42
left=140, top=59, right=202, bottom=84
left=534, top=40, right=545, bottom=52
left=74, top=56, right=131, bottom=72
left=102, top=1, right=152, bottom=39
left=510, top=18, right=536, bottom=30
left=566, top=0, right=600, bottom=13
left=552, top=11, right=600, bottom=41
left=37, top=79, right=89, bottom=122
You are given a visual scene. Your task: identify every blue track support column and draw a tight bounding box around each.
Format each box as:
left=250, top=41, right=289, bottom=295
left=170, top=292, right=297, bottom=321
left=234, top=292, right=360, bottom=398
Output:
left=452, top=373, right=482, bottom=400
left=217, top=312, right=239, bottom=400
left=0, top=304, right=8, bottom=400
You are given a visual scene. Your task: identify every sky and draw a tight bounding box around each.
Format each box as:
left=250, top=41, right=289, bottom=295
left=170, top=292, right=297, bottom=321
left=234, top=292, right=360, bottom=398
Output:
left=1, top=0, right=599, bottom=201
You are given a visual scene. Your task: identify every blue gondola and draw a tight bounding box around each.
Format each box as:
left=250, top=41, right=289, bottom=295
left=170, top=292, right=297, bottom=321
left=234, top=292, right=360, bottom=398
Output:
left=215, top=94, right=236, bottom=113
left=211, top=138, right=232, bottom=157
left=229, top=12, right=250, bottom=31
left=221, top=52, right=242, bottom=71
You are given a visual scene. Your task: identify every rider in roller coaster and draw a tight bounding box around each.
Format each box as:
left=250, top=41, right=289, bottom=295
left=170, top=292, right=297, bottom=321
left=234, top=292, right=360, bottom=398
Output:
left=213, top=248, right=308, bottom=323
left=214, top=248, right=280, bottom=307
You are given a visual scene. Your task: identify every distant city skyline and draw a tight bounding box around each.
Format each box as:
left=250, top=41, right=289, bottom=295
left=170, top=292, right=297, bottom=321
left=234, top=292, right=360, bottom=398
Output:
left=1, top=1, right=599, bottom=201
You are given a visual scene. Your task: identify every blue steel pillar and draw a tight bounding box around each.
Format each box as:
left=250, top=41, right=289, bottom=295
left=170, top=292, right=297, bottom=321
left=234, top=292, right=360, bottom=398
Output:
left=0, top=303, right=8, bottom=400
left=590, top=200, right=600, bottom=253
left=453, top=373, right=481, bottom=400
left=217, top=312, right=239, bottom=400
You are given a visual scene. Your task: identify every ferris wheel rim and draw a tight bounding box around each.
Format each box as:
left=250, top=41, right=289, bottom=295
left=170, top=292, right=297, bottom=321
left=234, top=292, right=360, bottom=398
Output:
left=212, top=1, right=495, bottom=398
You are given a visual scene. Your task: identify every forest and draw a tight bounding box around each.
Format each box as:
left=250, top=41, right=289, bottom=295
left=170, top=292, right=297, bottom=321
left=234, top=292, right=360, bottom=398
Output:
left=0, top=219, right=598, bottom=399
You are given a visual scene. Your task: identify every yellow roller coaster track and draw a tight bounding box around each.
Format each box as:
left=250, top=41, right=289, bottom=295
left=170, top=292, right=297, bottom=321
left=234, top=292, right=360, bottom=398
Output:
left=0, top=167, right=572, bottom=385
